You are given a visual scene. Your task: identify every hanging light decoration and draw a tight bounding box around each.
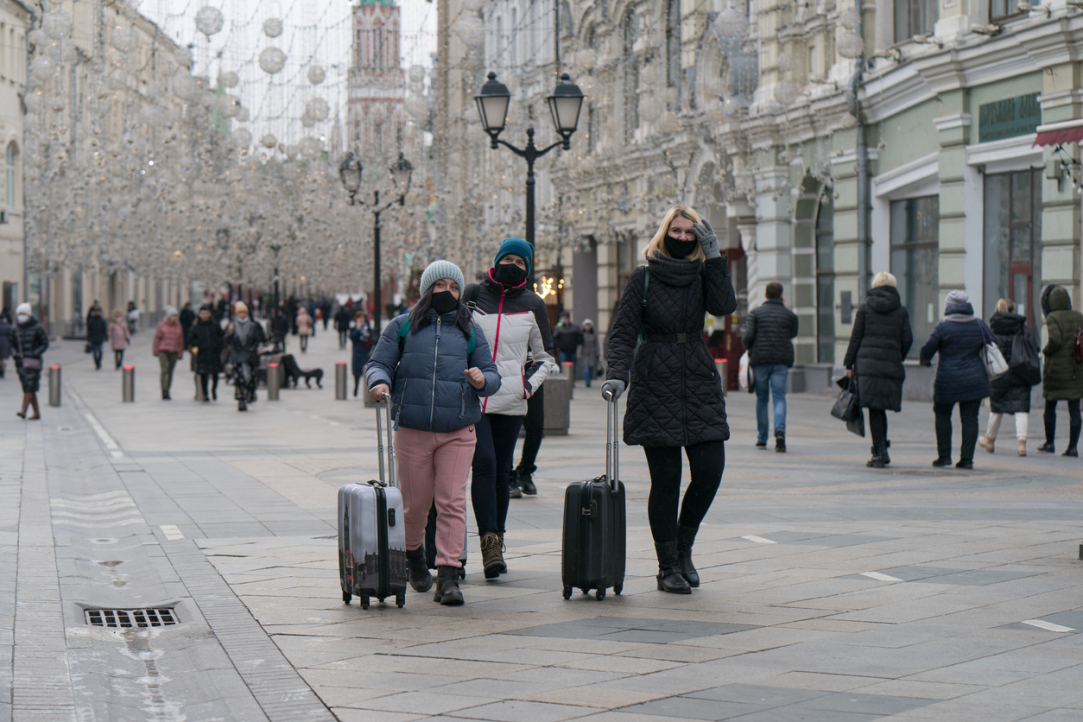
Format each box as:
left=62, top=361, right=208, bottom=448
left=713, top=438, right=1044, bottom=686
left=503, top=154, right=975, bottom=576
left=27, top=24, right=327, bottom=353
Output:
left=305, top=97, right=330, bottom=123
left=307, top=65, right=326, bottom=85
left=262, top=18, right=283, bottom=38
left=218, top=70, right=239, bottom=88
left=194, top=7, right=225, bottom=38
left=260, top=133, right=278, bottom=149
left=259, top=46, right=287, bottom=74
left=173, top=46, right=193, bottom=69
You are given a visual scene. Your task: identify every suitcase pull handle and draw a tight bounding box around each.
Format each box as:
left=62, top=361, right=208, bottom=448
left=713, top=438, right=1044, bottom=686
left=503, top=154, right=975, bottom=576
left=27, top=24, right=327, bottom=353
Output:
left=387, top=508, right=396, bottom=527
left=602, top=389, right=619, bottom=491
left=375, top=392, right=398, bottom=489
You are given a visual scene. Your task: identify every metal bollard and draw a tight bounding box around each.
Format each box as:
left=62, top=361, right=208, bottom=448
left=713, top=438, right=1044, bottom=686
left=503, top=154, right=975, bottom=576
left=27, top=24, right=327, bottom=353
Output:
left=267, top=363, right=280, bottom=400
left=335, top=362, right=347, bottom=400
left=122, top=366, right=135, bottom=403
left=715, top=359, right=728, bottom=396
left=48, top=365, right=61, bottom=407
left=562, top=361, right=575, bottom=399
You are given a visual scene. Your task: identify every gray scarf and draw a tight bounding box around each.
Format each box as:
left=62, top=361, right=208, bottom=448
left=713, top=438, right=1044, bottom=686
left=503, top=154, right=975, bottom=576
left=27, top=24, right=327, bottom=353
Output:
left=944, top=314, right=976, bottom=323
left=646, top=253, right=702, bottom=287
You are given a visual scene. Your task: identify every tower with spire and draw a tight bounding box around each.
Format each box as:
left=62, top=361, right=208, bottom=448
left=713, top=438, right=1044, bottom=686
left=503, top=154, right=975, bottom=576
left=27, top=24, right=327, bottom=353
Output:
left=348, top=0, right=405, bottom=162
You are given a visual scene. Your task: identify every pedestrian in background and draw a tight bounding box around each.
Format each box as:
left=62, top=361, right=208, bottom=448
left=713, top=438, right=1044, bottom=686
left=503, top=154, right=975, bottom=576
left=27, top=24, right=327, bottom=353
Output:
left=190, top=304, right=224, bottom=402
left=0, top=310, right=11, bottom=379
left=920, top=290, right=991, bottom=469
left=604, top=204, right=737, bottom=595
left=335, top=303, right=352, bottom=350
left=979, top=299, right=1036, bottom=457
left=579, top=319, right=601, bottom=387
left=152, top=307, right=185, bottom=400
left=1038, top=285, right=1083, bottom=457
left=86, top=306, right=108, bottom=371
left=296, top=306, right=313, bottom=352
left=109, top=310, right=130, bottom=369
left=843, top=272, right=913, bottom=468
left=742, top=281, right=799, bottom=452
left=11, top=303, right=48, bottom=420
left=366, top=260, right=501, bottom=605
left=179, top=302, right=196, bottom=348
left=127, top=301, right=139, bottom=334
left=465, top=238, right=557, bottom=576
left=349, top=309, right=372, bottom=397
left=270, top=307, right=290, bottom=351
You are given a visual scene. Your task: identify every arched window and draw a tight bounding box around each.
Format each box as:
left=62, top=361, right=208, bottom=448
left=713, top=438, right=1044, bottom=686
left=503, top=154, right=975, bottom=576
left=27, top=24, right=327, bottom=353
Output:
left=5, top=143, right=15, bottom=209
left=622, top=11, right=638, bottom=142
left=666, top=0, right=681, bottom=89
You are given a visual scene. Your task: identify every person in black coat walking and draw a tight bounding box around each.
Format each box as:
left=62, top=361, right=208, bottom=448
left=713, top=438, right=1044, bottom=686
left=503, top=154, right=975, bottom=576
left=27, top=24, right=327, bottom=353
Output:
left=604, top=204, right=737, bottom=595
left=86, top=307, right=109, bottom=370
left=189, top=305, right=224, bottom=401
left=919, top=290, right=991, bottom=469
left=977, top=299, right=1037, bottom=457
left=742, top=282, right=799, bottom=451
left=348, top=310, right=372, bottom=396
left=11, top=303, right=48, bottom=420
left=842, top=272, right=913, bottom=468
left=179, top=302, right=196, bottom=348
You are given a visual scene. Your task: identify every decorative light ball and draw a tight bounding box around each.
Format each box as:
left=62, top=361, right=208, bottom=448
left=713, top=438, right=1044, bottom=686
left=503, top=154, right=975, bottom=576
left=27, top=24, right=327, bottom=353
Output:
left=298, top=137, right=321, bottom=157
left=408, top=80, right=424, bottom=94
left=408, top=64, right=425, bottom=83
left=195, top=7, right=225, bottom=38
left=42, top=11, right=74, bottom=40
left=218, top=70, right=239, bottom=88
left=301, top=113, right=316, bottom=128
left=30, top=54, right=58, bottom=80
left=263, top=18, right=283, bottom=38
left=217, top=95, right=240, bottom=117
left=307, top=65, right=325, bottom=85
left=260, top=133, right=277, bottom=149
left=456, top=16, right=484, bottom=46
left=232, top=128, right=252, bottom=150
left=838, top=31, right=864, bottom=58
left=304, top=97, right=329, bottom=122
left=235, top=106, right=249, bottom=122
left=260, top=47, right=287, bottom=74
left=406, top=95, right=429, bottom=121
left=839, top=8, right=861, bottom=30
left=773, top=79, right=799, bottom=105
left=174, top=47, right=193, bottom=69
left=777, top=51, right=795, bottom=73
left=112, top=26, right=137, bottom=53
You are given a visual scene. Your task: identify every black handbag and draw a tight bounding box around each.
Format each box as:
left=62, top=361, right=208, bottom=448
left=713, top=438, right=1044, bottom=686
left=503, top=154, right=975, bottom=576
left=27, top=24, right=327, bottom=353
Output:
left=1009, top=332, right=1041, bottom=387
left=831, top=375, right=860, bottom=422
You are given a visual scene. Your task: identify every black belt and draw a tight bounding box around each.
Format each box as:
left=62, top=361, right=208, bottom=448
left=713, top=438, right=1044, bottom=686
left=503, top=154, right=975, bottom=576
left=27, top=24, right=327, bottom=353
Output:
left=644, top=333, right=690, bottom=344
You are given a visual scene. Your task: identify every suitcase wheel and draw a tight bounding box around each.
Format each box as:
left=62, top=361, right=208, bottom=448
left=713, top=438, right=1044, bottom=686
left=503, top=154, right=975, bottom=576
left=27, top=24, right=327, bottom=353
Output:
left=342, top=591, right=351, bottom=605
left=396, top=593, right=405, bottom=608
left=595, top=589, right=606, bottom=601
left=360, top=597, right=370, bottom=610
left=613, top=584, right=622, bottom=596
left=562, top=587, right=572, bottom=600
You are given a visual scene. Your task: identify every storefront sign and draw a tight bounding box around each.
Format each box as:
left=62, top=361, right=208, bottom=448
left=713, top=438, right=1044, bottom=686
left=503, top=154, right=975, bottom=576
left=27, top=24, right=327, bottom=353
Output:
left=978, top=93, right=1041, bottom=143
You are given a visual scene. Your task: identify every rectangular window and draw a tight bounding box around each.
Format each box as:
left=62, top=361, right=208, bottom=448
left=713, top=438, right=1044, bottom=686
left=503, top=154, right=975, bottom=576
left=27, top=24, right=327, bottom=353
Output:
left=989, top=0, right=1023, bottom=20
left=983, top=169, right=1041, bottom=329
left=894, top=0, right=938, bottom=43
left=890, top=196, right=939, bottom=356
left=815, top=197, right=835, bottom=364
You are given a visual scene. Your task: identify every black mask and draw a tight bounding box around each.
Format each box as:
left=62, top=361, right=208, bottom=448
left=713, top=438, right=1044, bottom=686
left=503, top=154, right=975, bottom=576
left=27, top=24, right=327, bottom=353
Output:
left=665, top=237, right=698, bottom=259
left=495, top=263, right=528, bottom=287
left=430, top=290, right=459, bottom=316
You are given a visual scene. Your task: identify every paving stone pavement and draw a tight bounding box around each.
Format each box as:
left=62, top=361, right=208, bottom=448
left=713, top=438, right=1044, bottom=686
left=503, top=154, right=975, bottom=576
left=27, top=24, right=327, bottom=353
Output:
left=4, top=326, right=1083, bottom=721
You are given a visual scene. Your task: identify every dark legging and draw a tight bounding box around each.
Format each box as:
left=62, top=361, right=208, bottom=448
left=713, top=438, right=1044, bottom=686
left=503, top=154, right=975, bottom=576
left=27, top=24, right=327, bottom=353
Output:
left=470, top=413, right=524, bottom=536
left=300, top=336, right=309, bottom=352
left=934, top=399, right=982, bottom=462
left=199, top=373, right=219, bottom=400
left=868, top=408, right=888, bottom=449
left=642, top=441, right=726, bottom=544
left=114, top=350, right=124, bottom=369
left=1044, top=399, right=1082, bottom=450
left=515, top=385, right=545, bottom=475
left=353, top=374, right=362, bottom=396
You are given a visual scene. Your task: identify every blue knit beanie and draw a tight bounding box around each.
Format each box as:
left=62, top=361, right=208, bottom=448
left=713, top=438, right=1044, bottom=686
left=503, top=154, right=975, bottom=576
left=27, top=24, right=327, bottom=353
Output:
left=419, top=259, right=466, bottom=296
left=494, top=238, right=533, bottom=274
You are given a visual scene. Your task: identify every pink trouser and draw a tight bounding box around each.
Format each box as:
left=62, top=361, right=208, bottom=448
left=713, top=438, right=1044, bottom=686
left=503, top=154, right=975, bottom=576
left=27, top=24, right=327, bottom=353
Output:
left=394, top=425, right=476, bottom=567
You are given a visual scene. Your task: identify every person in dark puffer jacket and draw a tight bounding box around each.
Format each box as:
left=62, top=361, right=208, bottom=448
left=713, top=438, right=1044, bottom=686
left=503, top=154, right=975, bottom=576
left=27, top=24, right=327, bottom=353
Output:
left=919, top=290, right=991, bottom=469
left=742, top=282, right=799, bottom=451
left=605, top=204, right=737, bottom=595
left=11, top=303, right=48, bottom=420
left=977, top=299, right=1037, bottom=458
left=843, top=272, right=913, bottom=468
left=367, top=261, right=501, bottom=606
left=1038, top=285, right=1083, bottom=457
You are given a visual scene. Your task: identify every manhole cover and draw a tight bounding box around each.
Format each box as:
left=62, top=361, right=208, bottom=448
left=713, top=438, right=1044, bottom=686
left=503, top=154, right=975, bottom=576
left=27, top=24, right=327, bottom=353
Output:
left=85, top=608, right=178, bottom=629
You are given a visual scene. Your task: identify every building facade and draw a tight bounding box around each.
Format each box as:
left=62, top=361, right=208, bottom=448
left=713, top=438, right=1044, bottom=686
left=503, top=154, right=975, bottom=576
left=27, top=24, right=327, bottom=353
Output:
left=348, top=0, right=406, bottom=162
left=0, top=0, right=30, bottom=315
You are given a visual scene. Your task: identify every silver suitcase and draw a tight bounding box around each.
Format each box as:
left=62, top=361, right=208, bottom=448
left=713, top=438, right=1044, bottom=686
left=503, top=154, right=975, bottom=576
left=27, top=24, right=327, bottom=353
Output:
left=338, top=395, right=408, bottom=609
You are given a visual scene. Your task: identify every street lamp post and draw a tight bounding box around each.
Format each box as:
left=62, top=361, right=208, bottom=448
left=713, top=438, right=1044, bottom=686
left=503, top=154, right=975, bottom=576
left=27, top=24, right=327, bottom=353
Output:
left=474, top=72, right=585, bottom=271
left=339, top=152, right=414, bottom=333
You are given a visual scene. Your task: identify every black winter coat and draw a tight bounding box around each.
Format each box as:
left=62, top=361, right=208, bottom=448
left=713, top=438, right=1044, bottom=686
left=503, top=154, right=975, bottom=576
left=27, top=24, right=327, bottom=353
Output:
left=843, top=286, right=913, bottom=412
left=606, top=255, right=737, bottom=447
left=86, top=315, right=109, bottom=344
left=11, top=317, right=48, bottom=392
left=190, top=320, right=224, bottom=375
left=919, top=303, right=991, bottom=405
left=742, top=299, right=798, bottom=367
left=987, top=311, right=1034, bottom=414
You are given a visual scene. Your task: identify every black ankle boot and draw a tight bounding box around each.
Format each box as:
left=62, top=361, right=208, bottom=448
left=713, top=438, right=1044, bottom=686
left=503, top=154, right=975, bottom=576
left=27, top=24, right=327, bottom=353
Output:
left=433, top=566, right=464, bottom=605
left=867, top=444, right=887, bottom=468
left=655, top=542, right=692, bottom=594
left=675, top=525, right=700, bottom=588
left=406, top=547, right=432, bottom=593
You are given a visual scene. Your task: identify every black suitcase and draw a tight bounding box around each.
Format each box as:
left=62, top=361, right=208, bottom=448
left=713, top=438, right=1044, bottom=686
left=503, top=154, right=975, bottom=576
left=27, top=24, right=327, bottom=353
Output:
left=561, top=390, right=626, bottom=600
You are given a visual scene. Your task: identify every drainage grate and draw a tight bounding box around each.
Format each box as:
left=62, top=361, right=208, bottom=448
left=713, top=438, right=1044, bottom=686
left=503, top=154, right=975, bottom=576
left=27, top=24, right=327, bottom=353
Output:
left=85, top=608, right=178, bottom=628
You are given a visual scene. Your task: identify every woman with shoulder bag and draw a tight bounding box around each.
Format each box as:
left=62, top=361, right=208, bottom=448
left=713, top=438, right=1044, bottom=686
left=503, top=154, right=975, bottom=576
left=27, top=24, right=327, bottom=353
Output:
left=978, top=299, right=1037, bottom=457
left=604, top=204, right=738, bottom=594
left=11, top=303, right=48, bottom=420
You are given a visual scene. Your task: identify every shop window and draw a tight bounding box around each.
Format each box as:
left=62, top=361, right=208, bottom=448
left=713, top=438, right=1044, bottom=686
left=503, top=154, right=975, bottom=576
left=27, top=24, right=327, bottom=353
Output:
left=815, top=193, right=835, bottom=364
left=983, top=169, right=1041, bottom=329
left=890, top=196, right=939, bottom=356
left=989, top=0, right=1024, bottom=20
left=622, top=11, right=638, bottom=143
left=894, top=0, right=938, bottom=43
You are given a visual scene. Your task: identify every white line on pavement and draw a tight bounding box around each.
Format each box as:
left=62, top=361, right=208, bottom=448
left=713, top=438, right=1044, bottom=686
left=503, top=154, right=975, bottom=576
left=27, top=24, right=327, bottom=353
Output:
left=861, top=571, right=903, bottom=582
left=742, top=535, right=777, bottom=544
left=51, top=510, right=144, bottom=522
left=51, top=518, right=146, bottom=529
left=160, top=525, right=184, bottom=540
left=1022, top=619, right=1076, bottom=633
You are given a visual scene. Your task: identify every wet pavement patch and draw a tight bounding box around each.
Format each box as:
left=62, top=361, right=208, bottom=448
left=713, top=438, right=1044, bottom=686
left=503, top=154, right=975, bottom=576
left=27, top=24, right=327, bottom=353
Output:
left=502, top=616, right=759, bottom=643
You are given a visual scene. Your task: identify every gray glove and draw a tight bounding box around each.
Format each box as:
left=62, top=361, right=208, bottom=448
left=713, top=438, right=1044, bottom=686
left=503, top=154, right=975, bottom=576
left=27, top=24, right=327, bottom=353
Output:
left=693, top=220, right=720, bottom=259
left=601, top=379, right=626, bottom=400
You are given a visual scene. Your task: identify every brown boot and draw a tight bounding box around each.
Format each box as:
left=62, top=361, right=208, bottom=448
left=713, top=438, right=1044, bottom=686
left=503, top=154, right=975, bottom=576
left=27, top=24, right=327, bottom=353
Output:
left=1017, top=438, right=1027, bottom=457
left=480, top=533, right=506, bottom=579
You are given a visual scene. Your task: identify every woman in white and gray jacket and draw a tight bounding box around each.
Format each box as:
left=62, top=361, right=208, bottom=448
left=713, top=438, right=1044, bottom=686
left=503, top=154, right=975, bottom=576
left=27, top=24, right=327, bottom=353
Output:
left=464, top=238, right=557, bottom=579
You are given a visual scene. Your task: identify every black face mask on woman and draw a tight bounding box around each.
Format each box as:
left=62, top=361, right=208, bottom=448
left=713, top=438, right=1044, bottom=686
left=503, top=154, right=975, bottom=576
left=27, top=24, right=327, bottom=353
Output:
left=495, top=262, right=528, bottom=287
left=665, top=237, right=698, bottom=259
left=430, top=290, right=459, bottom=316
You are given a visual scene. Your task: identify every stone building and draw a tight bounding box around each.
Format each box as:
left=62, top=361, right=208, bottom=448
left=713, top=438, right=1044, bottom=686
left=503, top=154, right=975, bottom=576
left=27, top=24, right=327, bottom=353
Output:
left=0, top=0, right=30, bottom=315
left=348, top=0, right=406, bottom=162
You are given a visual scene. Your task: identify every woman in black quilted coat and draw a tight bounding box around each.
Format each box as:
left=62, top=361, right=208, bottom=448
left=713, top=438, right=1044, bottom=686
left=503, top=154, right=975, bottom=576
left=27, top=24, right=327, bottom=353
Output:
left=978, top=299, right=1036, bottom=458
left=603, top=205, right=737, bottom=595
left=10, top=303, right=49, bottom=420
left=842, top=272, right=913, bottom=468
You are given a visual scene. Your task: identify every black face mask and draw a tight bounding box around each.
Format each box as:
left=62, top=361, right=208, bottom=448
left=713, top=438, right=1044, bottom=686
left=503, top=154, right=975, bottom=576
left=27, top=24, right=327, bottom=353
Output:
left=495, top=263, right=528, bottom=287
left=665, top=237, right=698, bottom=259
left=430, top=290, right=459, bottom=316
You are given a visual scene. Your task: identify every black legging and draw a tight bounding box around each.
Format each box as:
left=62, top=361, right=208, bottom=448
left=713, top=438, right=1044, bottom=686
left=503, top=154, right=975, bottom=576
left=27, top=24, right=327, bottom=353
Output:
left=868, top=408, right=888, bottom=449
left=114, top=350, right=125, bottom=369
left=470, top=413, right=523, bottom=536
left=1044, top=399, right=1082, bottom=450
left=199, top=373, right=219, bottom=400
left=934, top=399, right=981, bottom=461
left=642, top=441, right=725, bottom=545
left=515, top=384, right=545, bottom=475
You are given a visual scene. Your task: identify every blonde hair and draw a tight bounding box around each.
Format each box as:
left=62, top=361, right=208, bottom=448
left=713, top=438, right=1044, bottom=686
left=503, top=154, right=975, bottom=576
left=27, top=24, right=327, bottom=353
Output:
left=872, top=271, right=897, bottom=288
left=996, top=298, right=1015, bottom=313
left=644, top=205, right=707, bottom=262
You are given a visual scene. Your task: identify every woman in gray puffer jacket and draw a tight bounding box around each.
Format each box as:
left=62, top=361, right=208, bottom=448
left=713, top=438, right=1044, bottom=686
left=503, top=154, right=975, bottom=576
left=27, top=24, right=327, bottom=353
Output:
left=367, top=261, right=501, bottom=606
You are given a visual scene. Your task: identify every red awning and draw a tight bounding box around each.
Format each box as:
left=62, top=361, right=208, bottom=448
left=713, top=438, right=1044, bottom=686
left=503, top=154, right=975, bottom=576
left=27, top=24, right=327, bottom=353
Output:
left=1033, top=118, right=1083, bottom=147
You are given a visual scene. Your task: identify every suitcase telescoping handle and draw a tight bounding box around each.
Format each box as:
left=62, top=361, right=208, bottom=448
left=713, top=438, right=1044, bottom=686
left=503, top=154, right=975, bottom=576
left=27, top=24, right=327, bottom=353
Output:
left=602, top=389, right=619, bottom=491
left=375, top=392, right=398, bottom=488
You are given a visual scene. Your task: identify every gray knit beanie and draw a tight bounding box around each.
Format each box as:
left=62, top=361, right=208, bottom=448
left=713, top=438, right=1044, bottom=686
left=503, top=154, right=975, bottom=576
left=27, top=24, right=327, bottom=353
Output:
left=945, top=289, right=969, bottom=308
left=419, top=260, right=466, bottom=296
